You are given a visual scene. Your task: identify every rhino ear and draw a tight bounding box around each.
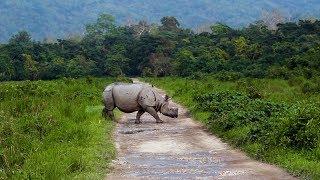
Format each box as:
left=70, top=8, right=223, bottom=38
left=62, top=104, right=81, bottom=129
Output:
left=165, top=95, right=170, bottom=101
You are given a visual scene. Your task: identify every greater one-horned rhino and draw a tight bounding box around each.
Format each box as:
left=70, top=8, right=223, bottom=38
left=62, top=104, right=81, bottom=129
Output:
left=102, top=83, right=178, bottom=123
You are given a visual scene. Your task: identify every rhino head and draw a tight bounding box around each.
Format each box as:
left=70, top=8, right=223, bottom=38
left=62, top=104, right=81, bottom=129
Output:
left=160, top=95, right=178, bottom=118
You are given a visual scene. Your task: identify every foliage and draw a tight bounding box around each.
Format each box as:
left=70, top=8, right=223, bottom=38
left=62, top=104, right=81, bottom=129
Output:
left=0, top=78, right=116, bottom=179
left=1, top=14, right=320, bottom=81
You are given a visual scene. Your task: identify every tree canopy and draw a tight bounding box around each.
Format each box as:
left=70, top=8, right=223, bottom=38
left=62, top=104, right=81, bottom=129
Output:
left=1, top=14, right=320, bottom=81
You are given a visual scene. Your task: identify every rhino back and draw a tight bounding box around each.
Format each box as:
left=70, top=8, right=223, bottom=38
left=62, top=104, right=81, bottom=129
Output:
left=112, top=83, right=144, bottom=113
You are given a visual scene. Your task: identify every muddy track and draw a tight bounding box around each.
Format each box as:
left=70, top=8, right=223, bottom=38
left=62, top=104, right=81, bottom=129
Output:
left=106, top=79, right=296, bottom=179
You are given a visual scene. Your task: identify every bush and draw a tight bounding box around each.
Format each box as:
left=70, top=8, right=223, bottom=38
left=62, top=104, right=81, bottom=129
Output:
left=116, top=76, right=133, bottom=83
left=215, top=71, right=243, bottom=81
left=267, top=66, right=291, bottom=79
left=193, top=90, right=319, bottom=151
left=187, top=71, right=206, bottom=80
left=142, top=67, right=154, bottom=77
left=235, top=79, right=262, bottom=99
left=302, top=78, right=320, bottom=94
left=288, top=76, right=306, bottom=87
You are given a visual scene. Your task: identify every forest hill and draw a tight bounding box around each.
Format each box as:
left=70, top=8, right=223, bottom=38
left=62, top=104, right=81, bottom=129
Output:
left=0, top=14, right=320, bottom=82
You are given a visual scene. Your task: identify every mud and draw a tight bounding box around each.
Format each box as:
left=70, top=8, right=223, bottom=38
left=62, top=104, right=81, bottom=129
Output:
left=106, top=79, right=296, bottom=179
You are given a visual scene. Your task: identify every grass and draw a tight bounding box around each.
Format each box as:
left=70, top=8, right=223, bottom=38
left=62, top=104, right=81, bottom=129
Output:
left=0, top=77, right=118, bottom=179
left=144, top=76, right=320, bottom=179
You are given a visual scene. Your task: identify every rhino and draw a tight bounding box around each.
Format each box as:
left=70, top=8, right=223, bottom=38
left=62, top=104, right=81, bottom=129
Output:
left=102, top=83, right=178, bottom=124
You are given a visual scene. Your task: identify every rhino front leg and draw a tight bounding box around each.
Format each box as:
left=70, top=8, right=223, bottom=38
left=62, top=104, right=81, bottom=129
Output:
left=145, top=107, right=163, bottom=123
left=135, top=110, right=145, bottom=124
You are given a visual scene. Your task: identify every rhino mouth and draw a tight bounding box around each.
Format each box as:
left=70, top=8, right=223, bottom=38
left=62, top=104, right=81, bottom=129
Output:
left=162, top=108, right=178, bottom=118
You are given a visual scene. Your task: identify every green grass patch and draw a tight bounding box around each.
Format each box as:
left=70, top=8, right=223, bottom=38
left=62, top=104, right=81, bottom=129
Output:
left=144, top=76, right=320, bottom=179
left=0, top=78, right=118, bottom=179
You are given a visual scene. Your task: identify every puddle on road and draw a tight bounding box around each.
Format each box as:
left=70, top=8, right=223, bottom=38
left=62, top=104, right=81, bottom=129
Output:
left=138, top=139, right=190, bottom=154
left=119, top=152, right=224, bottom=177
left=119, top=128, right=157, bottom=134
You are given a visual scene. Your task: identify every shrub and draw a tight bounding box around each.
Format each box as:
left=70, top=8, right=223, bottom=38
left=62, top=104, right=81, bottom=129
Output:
left=116, top=76, right=133, bottom=83
left=193, top=90, right=319, bottom=151
left=187, top=71, right=206, bottom=80
left=235, top=79, right=262, bottom=99
left=142, top=67, right=154, bottom=77
left=215, top=71, right=243, bottom=81
left=302, top=78, right=320, bottom=94
left=267, top=66, right=291, bottom=79
left=288, top=76, right=306, bottom=87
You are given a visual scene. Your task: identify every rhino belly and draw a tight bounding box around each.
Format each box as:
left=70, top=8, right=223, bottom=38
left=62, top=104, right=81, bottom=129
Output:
left=112, top=84, right=143, bottom=113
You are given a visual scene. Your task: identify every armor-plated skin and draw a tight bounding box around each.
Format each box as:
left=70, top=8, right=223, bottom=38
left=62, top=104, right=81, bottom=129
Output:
left=102, top=83, right=178, bottom=123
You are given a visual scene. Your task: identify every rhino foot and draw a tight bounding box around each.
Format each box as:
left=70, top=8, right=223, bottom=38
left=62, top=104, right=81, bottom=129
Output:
left=135, top=120, right=142, bottom=124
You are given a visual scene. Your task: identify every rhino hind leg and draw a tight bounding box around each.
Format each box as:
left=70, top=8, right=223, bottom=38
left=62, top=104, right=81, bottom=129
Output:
left=102, top=107, right=107, bottom=119
left=101, top=107, right=116, bottom=121
left=103, top=85, right=116, bottom=121
left=135, top=110, right=145, bottom=124
left=145, top=107, right=163, bottom=123
left=107, top=110, right=116, bottom=122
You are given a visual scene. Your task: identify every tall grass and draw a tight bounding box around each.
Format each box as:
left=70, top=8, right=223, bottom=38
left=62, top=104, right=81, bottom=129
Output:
left=144, top=76, right=320, bottom=179
left=0, top=77, right=117, bottom=179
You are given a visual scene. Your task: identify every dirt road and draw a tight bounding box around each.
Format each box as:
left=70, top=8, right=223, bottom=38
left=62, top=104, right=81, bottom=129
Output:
left=106, top=80, right=296, bottom=179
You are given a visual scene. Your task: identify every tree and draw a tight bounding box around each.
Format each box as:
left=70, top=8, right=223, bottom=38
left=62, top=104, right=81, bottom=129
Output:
left=23, top=54, right=39, bottom=80
left=131, top=20, right=152, bottom=37
left=66, top=55, right=97, bottom=78
left=0, top=53, right=14, bottom=81
left=261, top=9, right=286, bottom=30
left=174, top=49, right=197, bottom=76
left=127, top=34, right=162, bottom=76
left=43, top=57, right=67, bottom=79
left=233, top=36, right=249, bottom=58
left=160, top=16, right=180, bottom=32
left=211, top=23, right=232, bottom=37
left=85, top=14, right=116, bottom=37
left=242, top=21, right=273, bottom=44
left=9, top=31, right=32, bottom=45
left=148, top=53, right=172, bottom=77
left=105, top=53, right=130, bottom=76
left=8, top=31, right=33, bottom=80
left=83, top=14, right=133, bottom=76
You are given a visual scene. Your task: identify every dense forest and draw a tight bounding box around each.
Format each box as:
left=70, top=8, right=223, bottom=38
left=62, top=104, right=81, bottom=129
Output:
left=1, top=14, right=320, bottom=88
left=1, top=0, right=320, bottom=41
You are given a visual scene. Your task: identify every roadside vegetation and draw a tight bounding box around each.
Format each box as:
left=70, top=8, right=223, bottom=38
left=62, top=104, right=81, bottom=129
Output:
left=145, top=76, right=320, bottom=179
left=0, top=77, right=117, bottom=179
